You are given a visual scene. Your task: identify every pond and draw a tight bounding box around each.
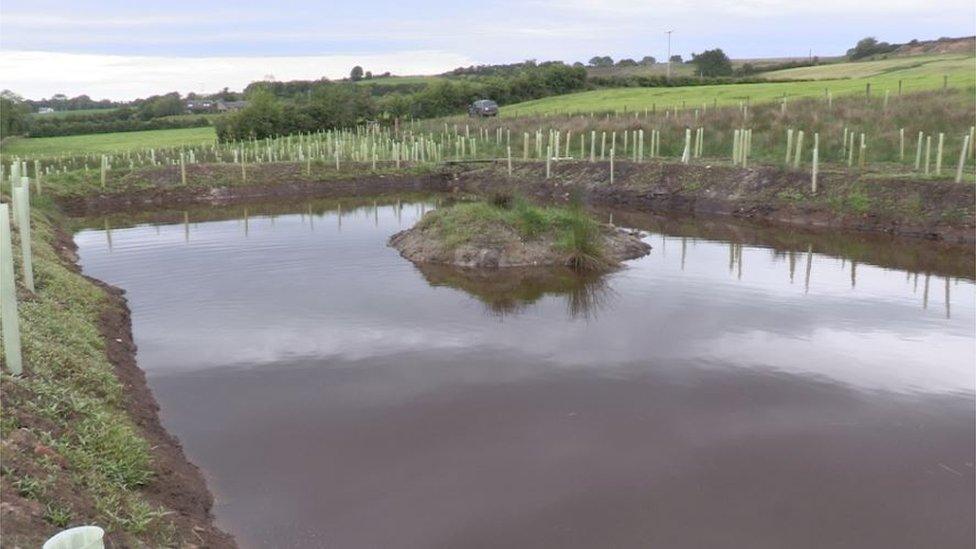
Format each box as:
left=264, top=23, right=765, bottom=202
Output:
left=75, top=197, right=975, bottom=548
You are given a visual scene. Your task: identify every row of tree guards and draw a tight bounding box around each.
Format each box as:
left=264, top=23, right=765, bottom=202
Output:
left=5, top=120, right=974, bottom=191
left=1, top=163, right=34, bottom=375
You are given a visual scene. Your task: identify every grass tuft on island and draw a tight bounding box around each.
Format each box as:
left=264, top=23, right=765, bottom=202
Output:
left=390, top=193, right=650, bottom=270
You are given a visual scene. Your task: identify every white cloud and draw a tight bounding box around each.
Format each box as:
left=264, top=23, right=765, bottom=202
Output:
left=0, top=50, right=479, bottom=100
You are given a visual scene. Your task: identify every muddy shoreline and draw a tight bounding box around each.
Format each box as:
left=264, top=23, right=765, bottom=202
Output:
left=55, top=161, right=975, bottom=244
left=54, top=227, right=236, bottom=547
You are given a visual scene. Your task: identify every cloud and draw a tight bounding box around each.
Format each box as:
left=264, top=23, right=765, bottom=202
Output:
left=547, top=0, right=974, bottom=18
left=0, top=50, right=479, bottom=100
left=0, top=12, right=264, bottom=29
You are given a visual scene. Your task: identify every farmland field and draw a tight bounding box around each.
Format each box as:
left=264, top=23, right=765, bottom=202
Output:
left=504, top=54, right=976, bottom=116
left=1, top=126, right=216, bottom=157
left=764, top=54, right=975, bottom=80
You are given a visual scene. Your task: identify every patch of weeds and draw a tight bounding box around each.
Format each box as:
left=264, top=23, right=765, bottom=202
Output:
left=897, top=195, right=926, bottom=219
left=845, top=187, right=872, bottom=214
left=940, top=207, right=969, bottom=223
left=683, top=180, right=703, bottom=192
left=44, top=502, right=73, bottom=528
left=776, top=188, right=805, bottom=202
left=12, top=475, right=45, bottom=500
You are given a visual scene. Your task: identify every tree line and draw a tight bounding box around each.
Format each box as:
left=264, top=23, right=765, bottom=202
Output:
left=215, top=62, right=587, bottom=140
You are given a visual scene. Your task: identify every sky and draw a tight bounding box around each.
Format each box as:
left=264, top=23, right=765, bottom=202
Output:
left=1, top=0, right=973, bottom=100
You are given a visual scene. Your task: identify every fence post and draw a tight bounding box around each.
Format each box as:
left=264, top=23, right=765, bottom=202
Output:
left=956, top=134, right=970, bottom=183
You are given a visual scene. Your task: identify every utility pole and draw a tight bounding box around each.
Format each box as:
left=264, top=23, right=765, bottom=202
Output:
left=666, top=30, right=674, bottom=79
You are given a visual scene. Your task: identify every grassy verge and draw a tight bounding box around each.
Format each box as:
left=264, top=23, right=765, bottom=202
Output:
left=417, top=194, right=609, bottom=269
left=0, top=198, right=213, bottom=546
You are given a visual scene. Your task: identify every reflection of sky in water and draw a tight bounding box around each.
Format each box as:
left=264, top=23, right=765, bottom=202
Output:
left=74, top=202, right=975, bottom=396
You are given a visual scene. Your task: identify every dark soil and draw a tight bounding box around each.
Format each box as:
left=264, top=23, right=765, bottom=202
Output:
left=451, top=161, right=976, bottom=244
left=58, top=171, right=451, bottom=217
left=56, top=160, right=975, bottom=243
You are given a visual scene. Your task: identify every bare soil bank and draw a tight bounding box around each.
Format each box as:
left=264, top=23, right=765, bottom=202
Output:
left=56, top=160, right=974, bottom=244
left=455, top=162, right=976, bottom=244
left=57, top=169, right=451, bottom=216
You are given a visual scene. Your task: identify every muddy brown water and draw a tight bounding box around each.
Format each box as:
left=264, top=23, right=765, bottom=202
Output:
left=74, top=198, right=975, bottom=548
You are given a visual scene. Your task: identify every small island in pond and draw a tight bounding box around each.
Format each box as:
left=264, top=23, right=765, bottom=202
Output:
left=389, top=195, right=650, bottom=270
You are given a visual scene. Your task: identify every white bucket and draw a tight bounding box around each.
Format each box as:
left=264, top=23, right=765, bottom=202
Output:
left=42, top=526, right=105, bottom=549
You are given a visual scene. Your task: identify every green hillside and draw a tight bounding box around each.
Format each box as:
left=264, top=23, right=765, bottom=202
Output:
left=503, top=54, right=975, bottom=116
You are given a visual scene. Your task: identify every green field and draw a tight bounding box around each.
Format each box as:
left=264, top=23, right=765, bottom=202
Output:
left=29, top=107, right=119, bottom=118
left=504, top=54, right=976, bottom=116
left=764, top=54, right=974, bottom=80
left=1, top=126, right=217, bottom=157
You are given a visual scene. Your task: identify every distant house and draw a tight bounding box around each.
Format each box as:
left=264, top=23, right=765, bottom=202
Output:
left=37, top=107, right=55, bottom=114
left=185, top=99, right=247, bottom=114
left=216, top=100, right=248, bottom=112
left=185, top=99, right=217, bottom=113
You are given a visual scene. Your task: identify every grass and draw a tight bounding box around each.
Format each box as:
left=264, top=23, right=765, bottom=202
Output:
left=418, top=195, right=609, bottom=270
left=0, top=200, right=189, bottom=546
left=763, top=54, right=974, bottom=80
left=502, top=54, right=975, bottom=115
left=30, top=108, right=119, bottom=119
left=422, top=88, right=975, bottom=171
left=1, top=126, right=217, bottom=158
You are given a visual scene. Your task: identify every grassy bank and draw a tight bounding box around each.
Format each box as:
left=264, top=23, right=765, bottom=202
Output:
left=0, top=199, right=230, bottom=546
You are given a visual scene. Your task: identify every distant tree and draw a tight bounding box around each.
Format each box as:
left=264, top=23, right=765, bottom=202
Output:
left=364, top=71, right=373, bottom=79
left=690, top=48, right=733, bottom=77
left=572, top=61, right=585, bottom=68
left=847, top=37, right=897, bottom=60
left=736, top=62, right=757, bottom=75
left=588, top=56, right=614, bottom=67
left=640, top=56, right=657, bottom=65
left=350, top=66, right=364, bottom=81
left=616, top=58, right=638, bottom=67
left=217, top=87, right=238, bottom=101
left=0, top=94, right=31, bottom=138
left=137, top=92, right=184, bottom=119
left=669, top=54, right=683, bottom=63
left=216, top=89, right=285, bottom=140
left=1, top=89, right=24, bottom=102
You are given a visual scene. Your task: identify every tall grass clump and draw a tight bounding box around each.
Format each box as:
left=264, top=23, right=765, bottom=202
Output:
left=555, top=194, right=608, bottom=271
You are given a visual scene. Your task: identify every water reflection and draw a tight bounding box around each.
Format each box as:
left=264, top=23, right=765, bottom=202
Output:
left=76, top=197, right=975, bottom=549
left=416, top=263, right=615, bottom=319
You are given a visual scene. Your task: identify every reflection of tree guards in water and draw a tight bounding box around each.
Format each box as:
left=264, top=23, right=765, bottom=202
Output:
left=414, top=263, right=616, bottom=319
